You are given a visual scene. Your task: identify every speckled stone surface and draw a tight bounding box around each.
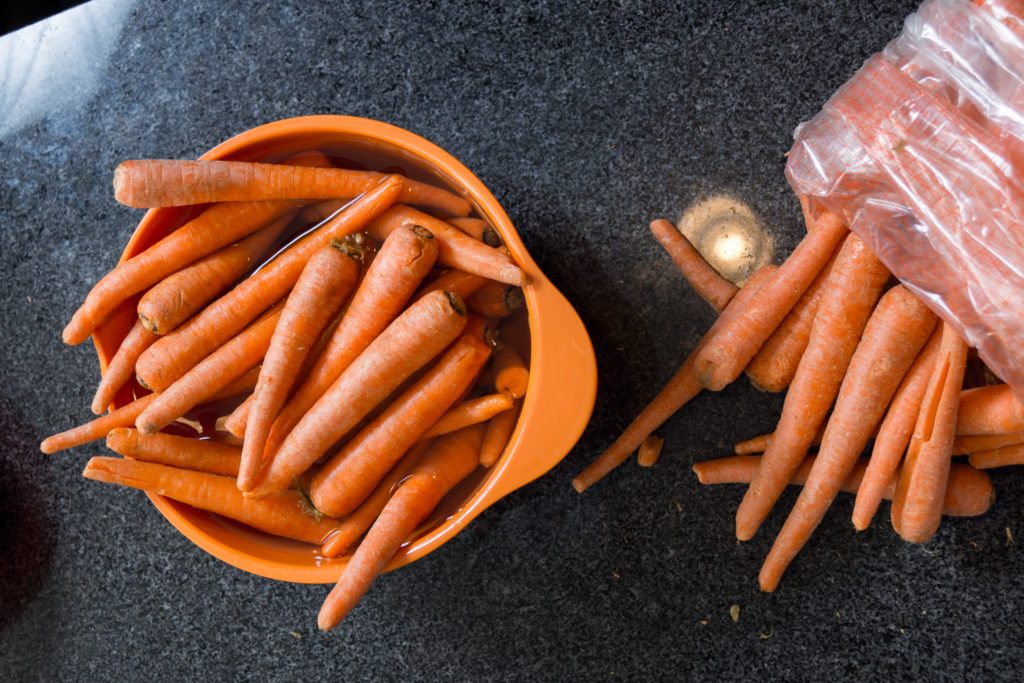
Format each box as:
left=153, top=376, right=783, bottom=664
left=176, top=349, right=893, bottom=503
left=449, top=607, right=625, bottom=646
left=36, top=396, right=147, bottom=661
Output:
left=2, top=0, right=1023, bottom=679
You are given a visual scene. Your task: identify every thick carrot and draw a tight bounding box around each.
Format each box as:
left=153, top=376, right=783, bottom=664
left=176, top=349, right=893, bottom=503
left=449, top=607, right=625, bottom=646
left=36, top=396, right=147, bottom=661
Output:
left=113, top=159, right=471, bottom=217
left=637, top=435, right=664, bottom=467
left=419, top=393, right=515, bottom=440
left=365, top=205, right=526, bottom=286
left=492, top=344, right=529, bottom=399
left=891, top=323, right=970, bottom=543
left=758, top=286, right=936, bottom=591
left=136, top=210, right=293, bottom=335
left=82, top=456, right=342, bottom=544
left=448, top=216, right=502, bottom=247
left=572, top=264, right=778, bottom=492
left=309, top=330, right=491, bottom=518
left=91, top=318, right=160, bottom=415
left=135, top=175, right=402, bottom=392
left=852, top=328, right=942, bottom=530
left=734, top=234, right=890, bottom=541
left=955, top=430, right=1024, bottom=455
left=649, top=218, right=738, bottom=313
left=105, top=427, right=241, bottom=477
left=693, top=210, right=848, bottom=391
left=414, top=269, right=489, bottom=303
left=466, top=281, right=524, bottom=318
left=956, top=384, right=1024, bottom=435
left=248, top=291, right=469, bottom=498
left=969, top=443, right=1024, bottom=469
left=42, top=393, right=158, bottom=454
left=317, top=424, right=484, bottom=630
left=237, top=243, right=360, bottom=491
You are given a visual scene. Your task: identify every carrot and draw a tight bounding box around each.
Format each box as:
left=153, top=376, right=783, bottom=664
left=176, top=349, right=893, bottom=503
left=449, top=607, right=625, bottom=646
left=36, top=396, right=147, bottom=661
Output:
left=248, top=291, right=469, bottom=498
left=968, top=443, right=1024, bottom=469
left=317, top=424, right=484, bottom=630
left=466, top=281, right=524, bottom=318
left=216, top=364, right=262, bottom=400
left=693, top=456, right=993, bottom=517
left=852, top=328, right=942, bottom=530
left=734, top=234, right=890, bottom=541
left=365, top=205, right=527, bottom=286
left=448, top=216, right=502, bottom=247
left=419, top=393, right=515, bottom=440
left=42, top=393, right=158, bottom=454
left=956, top=384, right=1024, bottom=435
left=637, top=435, right=664, bottom=467
left=309, top=329, right=492, bottom=518
left=572, top=264, right=778, bottom=492
left=479, top=397, right=521, bottom=467
left=758, top=285, right=936, bottom=591
left=649, top=218, right=738, bottom=313
left=693, top=210, right=848, bottom=391
left=734, top=433, right=773, bottom=455
left=414, top=269, right=489, bottom=303
left=82, top=456, right=342, bottom=544
left=105, top=427, right=241, bottom=477
left=91, top=318, right=160, bottom=415
left=955, top=430, right=1024, bottom=455
left=891, top=323, right=970, bottom=543
left=113, top=159, right=471, bottom=217
left=134, top=175, right=402, bottom=392
left=237, top=243, right=361, bottom=491
left=492, top=344, right=529, bottom=399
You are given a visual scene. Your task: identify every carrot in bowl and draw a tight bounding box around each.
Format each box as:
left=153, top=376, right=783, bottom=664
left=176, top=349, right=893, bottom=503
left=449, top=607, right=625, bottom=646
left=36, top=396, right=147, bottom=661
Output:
left=91, top=317, right=160, bottom=415
left=419, top=393, right=516, bottom=441
left=466, top=281, right=524, bottom=318
left=105, top=427, right=241, bottom=478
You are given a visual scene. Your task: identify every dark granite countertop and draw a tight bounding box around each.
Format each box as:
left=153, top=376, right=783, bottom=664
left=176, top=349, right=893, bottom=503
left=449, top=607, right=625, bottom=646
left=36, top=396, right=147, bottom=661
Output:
left=2, top=0, right=1022, bottom=679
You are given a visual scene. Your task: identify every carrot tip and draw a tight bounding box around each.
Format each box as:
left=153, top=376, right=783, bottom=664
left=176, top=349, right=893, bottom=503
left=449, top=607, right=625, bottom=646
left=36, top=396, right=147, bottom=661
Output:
left=571, top=477, right=587, bottom=494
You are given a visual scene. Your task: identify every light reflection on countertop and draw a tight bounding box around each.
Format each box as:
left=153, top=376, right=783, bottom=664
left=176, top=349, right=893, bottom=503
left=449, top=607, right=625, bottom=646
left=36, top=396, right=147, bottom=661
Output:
left=675, top=194, right=774, bottom=286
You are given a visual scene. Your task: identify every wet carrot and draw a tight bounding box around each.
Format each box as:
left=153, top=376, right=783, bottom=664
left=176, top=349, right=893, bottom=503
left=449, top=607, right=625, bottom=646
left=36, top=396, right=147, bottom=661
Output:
left=105, top=427, right=241, bottom=478
left=956, top=384, right=1024, bottom=435
left=466, top=281, right=524, bottom=318
left=448, top=216, right=502, bottom=247
left=637, top=435, right=664, bottom=467
left=419, top=393, right=515, bottom=440
left=492, top=344, right=529, bottom=399
left=479, top=397, right=522, bottom=467
left=649, top=218, right=737, bottom=313
left=91, top=318, right=160, bottom=415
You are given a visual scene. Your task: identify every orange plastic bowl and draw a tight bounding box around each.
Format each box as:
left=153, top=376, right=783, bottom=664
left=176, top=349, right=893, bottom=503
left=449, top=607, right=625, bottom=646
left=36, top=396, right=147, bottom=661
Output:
left=92, top=115, right=597, bottom=583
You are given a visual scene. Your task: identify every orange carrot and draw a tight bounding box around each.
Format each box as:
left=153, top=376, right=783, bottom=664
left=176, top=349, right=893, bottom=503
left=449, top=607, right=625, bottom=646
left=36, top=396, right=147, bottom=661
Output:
left=42, top=393, right=158, bottom=454
left=572, top=264, right=778, bottom=492
left=82, top=456, right=341, bottom=544
left=968, top=443, right=1024, bottom=469
left=216, top=364, right=262, bottom=400
left=237, top=243, right=360, bottom=491
left=105, top=427, right=241, bottom=477
left=448, top=216, right=502, bottom=247
left=91, top=318, right=160, bottom=415
left=414, top=269, right=489, bottom=303
left=317, top=424, right=484, bottom=630
left=693, top=211, right=848, bottom=391
left=649, top=218, right=738, bottom=313
left=248, top=291, right=469, bottom=498
left=758, top=286, right=936, bottom=591
left=479, top=397, right=521, bottom=467
left=637, top=434, right=664, bottom=467
left=891, top=323, right=970, bottom=543
left=954, top=430, right=1024, bottom=455
left=136, top=210, right=293, bottom=335
left=734, top=433, right=773, bottom=455
left=734, top=234, right=890, bottom=541
left=851, top=328, right=942, bottom=530
left=309, top=330, right=492, bottom=519
left=492, top=344, right=529, bottom=399
left=419, top=393, right=515, bottom=440
left=113, top=159, right=471, bottom=217
left=956, top=384, right=1024, bottom=435
left=466, top=281, right=524, bottom=318
left=135, top=175, right=402, bottom=392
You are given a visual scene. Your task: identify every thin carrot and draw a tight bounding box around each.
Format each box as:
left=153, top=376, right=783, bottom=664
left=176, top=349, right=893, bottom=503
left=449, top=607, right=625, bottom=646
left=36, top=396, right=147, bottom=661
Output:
left=758, top=285, right=936, bottom=591
left=572, top=264, right=778, bottom=492
left=134, top=175, right=402, bottom=392
left=954, top=430, right=1024, bottom=455
left=466, top=281, right=524, bottom=318
left=414, top=269, right=489, bottom=303
left=956, top=384, right=1024, bottom=435
left=734, top=433, right=773, bottom=455
left=82, top=456, right=342, bottom=545
left=317, top=424, right=484, bottom=630
left=448, top=216, right=502, bottom=247
left=637, top=435, right=664, bottom=467
left=419, top=393, right=515, bottom=440
left=237, top=243, right=360, bottom=491
left=248, top=290, right=469, bottom=498
left=479, top=397, right=521, bottom=467
left=492, top=344, right=529, bottom=399
left=734, top=234, right=890, bottom=541
left=309, top=329, right=492, bottom=519
left=693, top=210, right=848, bottom=391
left=968, top=442, right=1024, bottom=469
left=91, top=318, right=160, bottom=415
left=649, top=218, right=738, bottom=313
left=105, top=427, right=241, bottom=477
left=113, top=159, right=471, bottom=217
left=41, top=393, right=158, bottom=454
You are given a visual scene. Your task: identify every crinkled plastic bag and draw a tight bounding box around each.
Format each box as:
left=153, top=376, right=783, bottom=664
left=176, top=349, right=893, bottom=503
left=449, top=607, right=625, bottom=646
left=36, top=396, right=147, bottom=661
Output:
left=786, top=0, right=1024, bottom=400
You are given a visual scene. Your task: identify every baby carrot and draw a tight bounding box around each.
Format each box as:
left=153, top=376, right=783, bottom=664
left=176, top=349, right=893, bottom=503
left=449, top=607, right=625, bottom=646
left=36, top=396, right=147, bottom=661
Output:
left=113, top=159, right=471, bottom=217
left=448, top=216, right=502, bottom=247
left=956, top=384, right=1024, bottom=435
left=466, top=281, right=524, bottom=318
left=83, top=456, right=342, bottom=545
left=492, top=344, right=529, bottom=399
left=954, top=430, right=1024, bottom=455
left=317, top=424, right=484, bottom=630
left=637, top=435, right=664, bottom=467
left=649, top=218, right=738, bottom=314
left=41, top=393, right=158, bottom=454
left=419, top=393, right=516, bottom=440
left=105, top=427, right=241, bottom=477
left=91, top=318, right=160, bottom=415
left=414, top=269, right=489, bottom=303
left=479, top=397, right=522, bottom=467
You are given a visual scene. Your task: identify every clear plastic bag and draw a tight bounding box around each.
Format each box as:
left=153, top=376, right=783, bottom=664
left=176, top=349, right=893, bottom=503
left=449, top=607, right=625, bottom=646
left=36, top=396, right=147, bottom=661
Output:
left=786, top=0, right=1024, bottom=399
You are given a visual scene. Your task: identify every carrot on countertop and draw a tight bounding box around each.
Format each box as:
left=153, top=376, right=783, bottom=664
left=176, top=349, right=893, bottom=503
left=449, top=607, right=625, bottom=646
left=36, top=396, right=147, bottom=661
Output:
left=649, top=218, right=738, bottom=314
left=955, top=430, right=1024, bottom=455
left=91, top=318, right=160, bottom=415
left=105, top=428, right=241, bottom=478
left=420, top=393, right=516, bottom=440
left=448, top=216, right=502, bottom=247
left=492, top=344, right=529, bottom=399
left=572, top=264, right=778, bottom=493
left=479, top=397, right=521, bottom=467
left=83, top=457, right=342, bottom=545
left=956, top=383, right=1024, bottom=435
left=637, top=435, right=664, bottom=467
left=758, top=285, right=936, bottom=592
left=317, top=424, right=485, bottom=630
left=968, top=443, right=1024, bottom=469
left=466, top=281, right=524, bottom=318
left=113, top=159, right=471, bottom=217
left=734, top=234, right=890, bottom=541
left=134, top=176, right=401, bottom=393
left=237, top=242, right=360, bottom=491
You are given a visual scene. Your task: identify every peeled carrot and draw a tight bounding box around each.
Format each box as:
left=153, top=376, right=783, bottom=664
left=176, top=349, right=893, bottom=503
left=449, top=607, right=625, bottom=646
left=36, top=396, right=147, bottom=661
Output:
left=42, top=393, right=158, bottom=454
left=492, top=344, right=529, bottom=399
left=248, top=290, right=469, bottom=498
left=649, top=218, right=738, bottom=313
left=105, top=427, right=241, bottom=477
left=758, top=285, right=936, bottom=591
left=83, top=456, right=342, bottom=545
left=637, top=435, right=664, bottom=467
left=466, top=281, right=524, bottom=318
left=693, top=210, right=848, bottom=391
left=91, top=318, right=160, bottom=415
left=317, top=424, right=484, bottom=630
left=135, top=175, right=402, bottom=392
left=113, top=159, right=471, bottom=217
left=734, top=234, right=890, bottom=541
left=572, top=264, right=777, bottom=492
left=309, top=329, right=492, bottom=519
left=448, top=216, right=502, bottom=247
left=955, top=430, right=1024, bottom=455
left=419, top=393, right=515, bottom=440
left=956, top=384, right=1024, bottom=435
left=968, top=443, right=1024, bottom=469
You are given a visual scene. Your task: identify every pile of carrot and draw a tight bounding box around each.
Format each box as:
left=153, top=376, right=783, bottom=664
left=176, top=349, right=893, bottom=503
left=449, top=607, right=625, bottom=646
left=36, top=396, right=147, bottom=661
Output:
left=46, top=151, right=531, bottom=630
left=574, top=205, right=1022, bottom=592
